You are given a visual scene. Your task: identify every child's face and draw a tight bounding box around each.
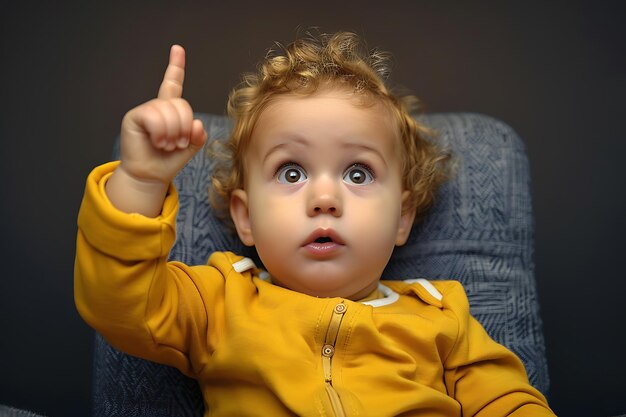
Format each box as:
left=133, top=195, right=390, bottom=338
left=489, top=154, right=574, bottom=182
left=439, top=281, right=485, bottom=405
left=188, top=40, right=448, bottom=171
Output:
left=230, top=90, right=416, bottom=300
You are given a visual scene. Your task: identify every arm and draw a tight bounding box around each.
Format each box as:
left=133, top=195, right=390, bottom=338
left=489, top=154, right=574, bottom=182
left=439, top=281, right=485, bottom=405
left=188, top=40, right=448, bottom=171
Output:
left=75, top=46, right=213, bottom=376
left=441, top=283, right=556, bottom=416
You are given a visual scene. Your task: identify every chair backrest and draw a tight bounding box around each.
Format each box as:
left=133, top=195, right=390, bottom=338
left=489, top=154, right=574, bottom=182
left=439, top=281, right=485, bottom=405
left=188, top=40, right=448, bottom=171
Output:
left=0, top=405, right=47, bottom=417
left=94, top=112, right=549, bottom=417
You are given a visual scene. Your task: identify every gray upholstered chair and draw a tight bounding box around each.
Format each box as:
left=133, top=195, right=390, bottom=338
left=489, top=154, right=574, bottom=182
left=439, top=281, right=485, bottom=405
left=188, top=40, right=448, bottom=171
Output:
left=0, top=405, right=46, bottom=417
left=92, top=112, right=549, bottom=416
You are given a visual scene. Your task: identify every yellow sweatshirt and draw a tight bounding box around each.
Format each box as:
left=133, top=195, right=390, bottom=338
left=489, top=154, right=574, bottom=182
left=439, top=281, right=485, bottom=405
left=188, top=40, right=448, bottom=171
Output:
left=75, top=162, right=556, bottom=417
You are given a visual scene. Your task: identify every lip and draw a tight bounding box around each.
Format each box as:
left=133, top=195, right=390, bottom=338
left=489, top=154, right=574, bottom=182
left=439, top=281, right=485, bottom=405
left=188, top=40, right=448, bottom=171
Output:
left=302, top=228, right=345, bottom=257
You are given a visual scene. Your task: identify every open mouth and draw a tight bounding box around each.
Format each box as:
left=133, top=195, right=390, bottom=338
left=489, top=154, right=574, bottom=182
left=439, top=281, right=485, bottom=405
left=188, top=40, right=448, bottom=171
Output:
left=302, top=229, right=345, bottom=256
left=304, top=229, right=344, bottom=246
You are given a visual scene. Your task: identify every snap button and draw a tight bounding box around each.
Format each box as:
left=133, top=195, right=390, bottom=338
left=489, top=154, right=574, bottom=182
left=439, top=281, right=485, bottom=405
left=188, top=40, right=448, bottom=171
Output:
left=334, top=303, right=347, bottom=314
left=322, top=344, right=335, bottom=358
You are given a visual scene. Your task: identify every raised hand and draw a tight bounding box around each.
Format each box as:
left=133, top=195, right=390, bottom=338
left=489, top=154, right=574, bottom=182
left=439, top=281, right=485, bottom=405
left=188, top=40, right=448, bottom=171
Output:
left=119, top=45, right=207, bottom=182
left=106, top=45, right=208, bottom=217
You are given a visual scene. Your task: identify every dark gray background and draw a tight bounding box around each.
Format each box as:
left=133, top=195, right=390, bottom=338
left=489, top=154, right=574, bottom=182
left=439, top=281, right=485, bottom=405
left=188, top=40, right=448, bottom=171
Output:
left=1, top=1, right=624, bottom=416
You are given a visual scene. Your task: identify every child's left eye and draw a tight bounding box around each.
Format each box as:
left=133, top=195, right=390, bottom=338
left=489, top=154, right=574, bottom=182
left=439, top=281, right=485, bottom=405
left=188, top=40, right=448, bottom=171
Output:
left=343, top=164, right=374, bottom=185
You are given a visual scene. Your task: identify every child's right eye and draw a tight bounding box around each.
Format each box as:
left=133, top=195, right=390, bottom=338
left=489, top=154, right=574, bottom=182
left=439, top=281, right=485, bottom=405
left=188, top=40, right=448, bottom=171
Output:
left=276, top=163, right=307, bottom=184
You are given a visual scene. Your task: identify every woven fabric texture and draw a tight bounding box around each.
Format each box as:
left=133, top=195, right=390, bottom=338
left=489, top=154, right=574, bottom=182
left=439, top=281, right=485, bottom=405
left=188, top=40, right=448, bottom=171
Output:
left=94, top=112, right=549, bottom=417
left=0, top=405, right=46, bottom=417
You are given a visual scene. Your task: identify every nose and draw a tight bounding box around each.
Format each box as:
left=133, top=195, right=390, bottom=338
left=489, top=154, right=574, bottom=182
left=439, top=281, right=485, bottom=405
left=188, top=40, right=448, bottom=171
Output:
left=306, top=176, right=343, bottom=217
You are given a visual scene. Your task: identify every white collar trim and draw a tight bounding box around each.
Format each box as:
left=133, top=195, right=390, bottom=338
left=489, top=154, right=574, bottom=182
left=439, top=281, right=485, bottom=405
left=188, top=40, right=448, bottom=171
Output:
left=360, top=283, right=400, bottom=307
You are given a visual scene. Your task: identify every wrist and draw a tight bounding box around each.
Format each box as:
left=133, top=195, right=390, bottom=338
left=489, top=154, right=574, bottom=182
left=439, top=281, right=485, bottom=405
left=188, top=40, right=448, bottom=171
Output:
left=105, top=166, right=170, bottom=217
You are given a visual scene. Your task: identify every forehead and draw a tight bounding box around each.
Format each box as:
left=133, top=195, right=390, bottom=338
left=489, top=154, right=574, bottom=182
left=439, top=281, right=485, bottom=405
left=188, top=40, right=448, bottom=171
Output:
left=248, top=90, right=399, bottom=155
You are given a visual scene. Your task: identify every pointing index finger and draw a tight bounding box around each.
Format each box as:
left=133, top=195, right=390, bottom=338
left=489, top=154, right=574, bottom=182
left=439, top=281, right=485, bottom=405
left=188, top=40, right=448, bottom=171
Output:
left=158, top=45, right=186, bottom=99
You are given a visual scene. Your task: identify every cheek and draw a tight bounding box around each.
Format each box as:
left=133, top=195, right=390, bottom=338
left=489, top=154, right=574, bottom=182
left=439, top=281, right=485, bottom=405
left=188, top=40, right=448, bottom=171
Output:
left=349, top=193, right=403, bottom=239
left=248, top=193, right=301, bottom=237
left=247, top=195, right=303, bottom=274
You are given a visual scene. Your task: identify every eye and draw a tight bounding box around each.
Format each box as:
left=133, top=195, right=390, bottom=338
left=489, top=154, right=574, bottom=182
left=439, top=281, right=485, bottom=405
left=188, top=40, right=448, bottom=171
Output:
left=276, top=163, right=307, bottom=184
left=343, top=164, right=374, bottom=185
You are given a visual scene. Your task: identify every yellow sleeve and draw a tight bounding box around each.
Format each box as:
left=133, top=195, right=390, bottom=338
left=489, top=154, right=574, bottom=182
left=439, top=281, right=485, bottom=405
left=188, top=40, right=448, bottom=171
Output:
left=440, top=282, right=556, bottom=416
left=74, top=162, right=222, bottom=378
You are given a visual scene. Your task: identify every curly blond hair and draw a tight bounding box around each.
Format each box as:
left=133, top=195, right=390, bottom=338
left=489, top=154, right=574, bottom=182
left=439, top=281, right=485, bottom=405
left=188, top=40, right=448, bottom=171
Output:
left=209, top=31, right=450, bottom=226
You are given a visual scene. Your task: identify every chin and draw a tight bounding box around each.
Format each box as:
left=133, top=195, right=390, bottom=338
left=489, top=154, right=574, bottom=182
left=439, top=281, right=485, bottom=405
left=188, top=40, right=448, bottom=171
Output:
left=267, top=260, right=381, bottom=299
left=297, top=277, right=375, bottom=300
left=271, top=274, right=350, bottom=298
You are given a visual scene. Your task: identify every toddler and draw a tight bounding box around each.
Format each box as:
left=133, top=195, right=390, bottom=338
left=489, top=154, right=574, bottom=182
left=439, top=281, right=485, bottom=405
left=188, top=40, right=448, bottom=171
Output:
left=75, top=31, right=556, bottom=416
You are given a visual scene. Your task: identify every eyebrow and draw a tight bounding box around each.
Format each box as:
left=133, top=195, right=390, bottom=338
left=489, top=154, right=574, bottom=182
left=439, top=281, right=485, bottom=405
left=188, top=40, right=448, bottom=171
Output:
left=262, top=136, right=310, bottom=163
left=339, top=142, right=389, bottom=168
left=262, top=137, right=389, bottom=168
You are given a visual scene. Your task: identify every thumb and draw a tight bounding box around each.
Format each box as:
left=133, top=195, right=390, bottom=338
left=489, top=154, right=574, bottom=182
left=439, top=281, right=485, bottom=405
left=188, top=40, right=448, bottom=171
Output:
left=189, top=118, right=208, bottom=148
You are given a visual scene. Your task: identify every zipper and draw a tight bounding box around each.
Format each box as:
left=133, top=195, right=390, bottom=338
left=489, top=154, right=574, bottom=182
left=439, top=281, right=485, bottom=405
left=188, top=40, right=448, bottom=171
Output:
left=322, top=302, right=348, bottom=417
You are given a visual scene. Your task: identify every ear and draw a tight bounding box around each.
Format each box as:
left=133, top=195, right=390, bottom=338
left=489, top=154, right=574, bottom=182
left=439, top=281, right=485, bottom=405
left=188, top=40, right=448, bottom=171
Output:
left=395, top=190, right=416, bottom=246
left=230, top=189, right=255, bottom=246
